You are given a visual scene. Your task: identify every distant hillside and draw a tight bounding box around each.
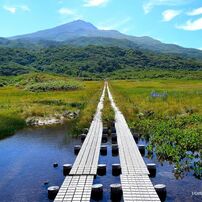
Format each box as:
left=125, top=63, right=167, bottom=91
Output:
left=7, top=20, right=202, bottom=60
left=0, top=37, right=61, bottom=49
left=0, top=45, right=202, bottom=78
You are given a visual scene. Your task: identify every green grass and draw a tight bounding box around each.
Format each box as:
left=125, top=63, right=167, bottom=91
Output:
left=109, top=79, right=202, bottom=178
left=73, top=81, right=104, bottom=133
left=0, top=73, right=103, bottom=139
left=102, top=89, right=115, bottom=128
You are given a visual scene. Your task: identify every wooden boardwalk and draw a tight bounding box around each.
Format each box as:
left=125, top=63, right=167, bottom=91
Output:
left=107, top=84, right=161, bottom=202
left=54, top=83, right=106, bottom=202
left=54, top=82, right=161, bottom=202
left=54, top=176, right=94, bottom=202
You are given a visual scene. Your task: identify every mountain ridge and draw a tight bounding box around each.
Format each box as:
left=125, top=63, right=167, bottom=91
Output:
left=3, top=20, right=202, bottom=59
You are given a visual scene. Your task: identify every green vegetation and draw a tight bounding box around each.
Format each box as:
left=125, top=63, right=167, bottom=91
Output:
left=109, top=80, right=202, bottom=178
left=25, top=81, right=82, bottom=92
left=0, top=73, right=102, bottom=139
left=102, top=89, right=115, bottom=128
left=0, top=114, right=26, bottom=139
left=107, top=68, right=202, bottom=80
left=1, top=40, right=202, bottom=177
left=74, top=82, right=104, bottom=133
left=0, top=46, right=202, bottom=79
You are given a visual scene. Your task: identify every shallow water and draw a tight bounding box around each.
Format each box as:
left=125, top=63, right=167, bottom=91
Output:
left=0, top=125, right=78, bottom=202
left=0, top=125, right=201, bottom=202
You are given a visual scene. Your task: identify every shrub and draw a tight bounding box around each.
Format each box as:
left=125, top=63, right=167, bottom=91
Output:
left=25, top=81, right=82, bottom=92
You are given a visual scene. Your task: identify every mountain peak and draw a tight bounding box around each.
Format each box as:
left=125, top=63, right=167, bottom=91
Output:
left=58, top=20, right=98, bottom=31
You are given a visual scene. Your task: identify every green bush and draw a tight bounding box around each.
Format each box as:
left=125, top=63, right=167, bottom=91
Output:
left=25, top=81, right=82, bottom=92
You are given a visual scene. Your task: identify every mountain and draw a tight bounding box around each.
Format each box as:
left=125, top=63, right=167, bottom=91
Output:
left=6, top=20, right=202, bottom=59
left=10, top=20, right=124, bottom=41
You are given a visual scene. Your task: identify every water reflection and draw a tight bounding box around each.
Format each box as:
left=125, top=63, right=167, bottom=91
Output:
left=0, top=124, right=78, bottom=202
left=0, top=126, right=201, bottom=202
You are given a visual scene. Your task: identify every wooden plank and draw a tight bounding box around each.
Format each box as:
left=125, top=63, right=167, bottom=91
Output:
left=70, top=84, right=105, bottom=176
left=54, top=83, right=106, bottom=202
left=121, top=174, right=160, bottom=202
left=107, top=84, right=161, bottom=202
left=107, top=86, right=148, bottom=175
left=54, top=175, right=94, bottom=202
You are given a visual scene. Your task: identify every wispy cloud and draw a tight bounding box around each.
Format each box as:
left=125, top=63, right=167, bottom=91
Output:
left=143, top=0, right=191, bottom=14
left=162, top=9, right=181, bottom=21
left=84, top=0, right=109, bottom=7
left=3, top=5, right=16, bottom=13
left=98, top=17, right=131, bottom=33
left=58, top=8, right=75, bottom=15
left=98, top=17, right=131, bottom=30
left=187, top=7, right=202, bottom=16
left=58, top=7, right=82, bottom=20
left=3, top=5, right=30, bottom=14
left=176, top=17, right=202, bottom=31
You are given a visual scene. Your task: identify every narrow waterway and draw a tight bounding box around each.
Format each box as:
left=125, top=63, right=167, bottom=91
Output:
left=0, top=125, right=201, bottom=202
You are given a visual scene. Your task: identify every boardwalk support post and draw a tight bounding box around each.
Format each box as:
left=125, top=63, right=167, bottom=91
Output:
left=48, top=186, right=59, bottom=200
left=97, top=164, right=107, bottom=176
left=80, top=134, right=87, bottom=143
left=102, top=134, right=108, bottom=143
left=138, top=144, right=145, bottom=156
left=110, top=184, right=122, bottom=201
left=100, top=145, right=107, bottom=155
left=111, top=127, right=116, bottom=134
left=74, top=145, right=81, bottom=155
left=112, top=164, right=121, bottom=176
left=154, top=184, right=167, bottom=202
left=147, top=163, right=157, bottom=178
left=91, top=184, right=103, bottom=200
left=112, top=144, right=119, bottom=156
left=63, top=164, right=72, bottom=176
left=111, top=133, right=117, bottom=144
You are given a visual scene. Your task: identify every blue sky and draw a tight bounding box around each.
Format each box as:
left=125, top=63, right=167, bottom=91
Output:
left=0, top=0, right=202, bottom=49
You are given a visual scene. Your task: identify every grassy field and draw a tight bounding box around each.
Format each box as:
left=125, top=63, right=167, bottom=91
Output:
left=0, top=73, right=103, bottom=139
left=109, top=79, right=202, bottom=178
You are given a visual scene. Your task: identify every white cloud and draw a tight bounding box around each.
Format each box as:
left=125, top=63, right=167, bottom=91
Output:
left=187, top=7, right=202, bottom=16
left=58, top=8, right=75, bottom=15
left=143, top=0, right=191, bottom=14
left=58, top=7, right=82, bottom=20
left=162, top=9, right=181, bottom=21
left=98, top=17, right=131, bottom=30
left=198, top=48, right=202, bottom=50
left=176, top=17, right=202, bottom=31
left=3, top=5, right=16, bottom=13
left=84, top=0, right=109, bottom=7
left=3, top=5, right=30, bottom=13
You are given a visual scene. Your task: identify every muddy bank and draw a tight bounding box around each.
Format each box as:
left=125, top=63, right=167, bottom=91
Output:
left=26, top=110, right=80, bottom=126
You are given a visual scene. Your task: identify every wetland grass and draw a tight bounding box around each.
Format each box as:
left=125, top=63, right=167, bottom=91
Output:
left=0, top=73, right=103, bottom=138
left=109, top=79, right=202, bottom=178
